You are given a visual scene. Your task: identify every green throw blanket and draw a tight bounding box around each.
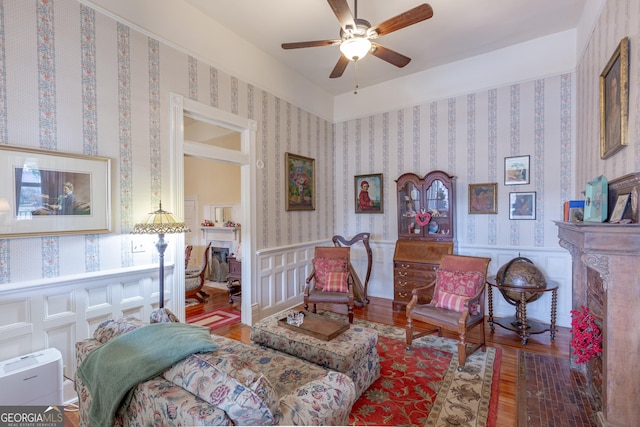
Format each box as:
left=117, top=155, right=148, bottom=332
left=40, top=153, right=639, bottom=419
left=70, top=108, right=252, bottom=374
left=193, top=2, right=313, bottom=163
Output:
left=77, top=322, right=218, bottom=427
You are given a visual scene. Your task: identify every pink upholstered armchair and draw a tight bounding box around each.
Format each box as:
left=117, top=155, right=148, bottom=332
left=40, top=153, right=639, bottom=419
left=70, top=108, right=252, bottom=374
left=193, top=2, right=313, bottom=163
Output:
left=405, top=254, right=491, bottom=370
left=303, top=246, right=354, bottom=323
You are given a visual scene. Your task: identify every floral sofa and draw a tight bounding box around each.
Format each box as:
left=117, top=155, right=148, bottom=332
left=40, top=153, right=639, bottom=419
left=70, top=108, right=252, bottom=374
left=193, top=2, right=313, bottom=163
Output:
left=74, top=313, right=356, bottom=426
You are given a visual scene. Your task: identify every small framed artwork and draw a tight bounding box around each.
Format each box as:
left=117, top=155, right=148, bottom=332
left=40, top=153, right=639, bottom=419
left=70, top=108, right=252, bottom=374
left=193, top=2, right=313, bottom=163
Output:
left=355, top=173, right=383, bottom=213
left=0, top=144, right=111, bottom=238
left=509, top=192, right=536, bottom=220
left=600, top=37, right=629, bottom=160
left=584, top=175, right=608, bottom=222
left=504, top=155, right=530, bottom=185
left=285, top=152, right=315, bottom=211
left=608, top=193, right=630, bottom=223
left=468, top=183, right=497, bottom=214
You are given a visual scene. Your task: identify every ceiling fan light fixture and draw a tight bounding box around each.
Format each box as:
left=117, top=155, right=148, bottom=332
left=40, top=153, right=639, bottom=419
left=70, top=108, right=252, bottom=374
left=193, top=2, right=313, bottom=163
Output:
left=339, top=36, right=371, bottom=61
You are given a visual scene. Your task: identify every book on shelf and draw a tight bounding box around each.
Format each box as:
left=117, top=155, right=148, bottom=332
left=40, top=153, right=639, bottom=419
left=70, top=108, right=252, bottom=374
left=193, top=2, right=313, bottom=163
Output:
left=565, top=200, right=584, bottom=222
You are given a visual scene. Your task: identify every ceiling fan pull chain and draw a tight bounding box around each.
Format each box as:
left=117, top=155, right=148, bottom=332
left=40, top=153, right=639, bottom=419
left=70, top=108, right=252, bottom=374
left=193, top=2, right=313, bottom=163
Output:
left=354, top=61, right=359, bottom=94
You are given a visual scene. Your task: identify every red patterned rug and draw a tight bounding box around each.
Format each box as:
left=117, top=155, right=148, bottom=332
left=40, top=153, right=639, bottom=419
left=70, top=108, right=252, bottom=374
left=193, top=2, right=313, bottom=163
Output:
left=187, top=309, right=240, bottom=331
left=339, top=317, right=501, bottom=427
left=349, top=335, right=452, bottom=426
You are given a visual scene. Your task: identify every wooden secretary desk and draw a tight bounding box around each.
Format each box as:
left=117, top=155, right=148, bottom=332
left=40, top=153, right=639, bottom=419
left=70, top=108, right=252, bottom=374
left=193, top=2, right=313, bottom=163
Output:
left=393, top=170, right=456, bottom=311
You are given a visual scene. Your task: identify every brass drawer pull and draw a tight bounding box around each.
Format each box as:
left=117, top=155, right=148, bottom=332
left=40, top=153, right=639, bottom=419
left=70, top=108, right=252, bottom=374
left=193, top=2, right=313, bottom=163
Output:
left=401, top=263, right=411, bottom=269
left=397, top=281, right=408, bottom=287
left=398, top=271, right=407, bottom=277
left=398, top=292, right=409, bottom=298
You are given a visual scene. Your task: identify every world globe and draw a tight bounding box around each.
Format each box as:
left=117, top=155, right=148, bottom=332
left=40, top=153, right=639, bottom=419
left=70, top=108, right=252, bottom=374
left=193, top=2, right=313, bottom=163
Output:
left=495, top=257, right=547, bottom=303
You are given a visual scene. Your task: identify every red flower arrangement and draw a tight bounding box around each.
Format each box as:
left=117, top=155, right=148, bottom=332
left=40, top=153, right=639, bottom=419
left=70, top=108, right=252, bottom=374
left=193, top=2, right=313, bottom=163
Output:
left=570, top=305, right=602, bottom=364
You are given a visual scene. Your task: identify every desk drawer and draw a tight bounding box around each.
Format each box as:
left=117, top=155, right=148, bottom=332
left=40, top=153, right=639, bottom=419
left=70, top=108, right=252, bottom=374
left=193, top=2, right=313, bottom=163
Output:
left=394, top=280, right=433, bottom=303
left=394, top=261, right=437, bottom=273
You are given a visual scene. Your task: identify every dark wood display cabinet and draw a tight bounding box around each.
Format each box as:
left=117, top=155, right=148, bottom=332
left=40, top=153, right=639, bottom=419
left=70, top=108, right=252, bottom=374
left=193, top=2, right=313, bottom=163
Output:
left=396, top=170, right=455, bottom=242
left=393, top=170, right=456, bottom=311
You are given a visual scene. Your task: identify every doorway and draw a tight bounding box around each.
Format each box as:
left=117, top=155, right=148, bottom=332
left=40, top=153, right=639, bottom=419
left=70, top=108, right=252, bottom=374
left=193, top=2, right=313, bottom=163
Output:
left=169, top=93, right=256, bottom=326
left=184, top=153, right=242, bottom=320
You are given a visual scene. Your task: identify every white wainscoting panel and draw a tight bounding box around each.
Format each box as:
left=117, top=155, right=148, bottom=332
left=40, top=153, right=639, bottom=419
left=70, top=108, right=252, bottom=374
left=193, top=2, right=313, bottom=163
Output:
left=0, top=266, right=162, bottom=386
left=255, top=240, right=573, bottom=329
left=255, top=243, right=318, bottom=320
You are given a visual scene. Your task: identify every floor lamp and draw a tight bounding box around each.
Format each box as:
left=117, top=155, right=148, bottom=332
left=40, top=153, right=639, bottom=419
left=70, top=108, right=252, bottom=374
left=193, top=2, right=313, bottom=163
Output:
left=132, top=202, right=190, bottom=308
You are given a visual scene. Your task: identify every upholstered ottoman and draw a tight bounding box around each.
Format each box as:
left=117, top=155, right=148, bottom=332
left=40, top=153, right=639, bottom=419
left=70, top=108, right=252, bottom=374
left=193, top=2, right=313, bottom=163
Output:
left=251, top=310, right=380, bottom=399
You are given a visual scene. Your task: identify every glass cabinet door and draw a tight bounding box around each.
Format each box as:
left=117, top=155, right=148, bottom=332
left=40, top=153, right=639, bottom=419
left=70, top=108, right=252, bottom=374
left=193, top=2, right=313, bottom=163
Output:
left=425, top=179, right=451, bottom=237
left=398, top=181, right=422, bottom=236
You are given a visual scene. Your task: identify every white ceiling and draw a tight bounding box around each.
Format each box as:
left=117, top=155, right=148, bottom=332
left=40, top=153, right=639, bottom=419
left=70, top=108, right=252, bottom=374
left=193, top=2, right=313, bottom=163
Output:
left=184, top=0, right=587, bottom=96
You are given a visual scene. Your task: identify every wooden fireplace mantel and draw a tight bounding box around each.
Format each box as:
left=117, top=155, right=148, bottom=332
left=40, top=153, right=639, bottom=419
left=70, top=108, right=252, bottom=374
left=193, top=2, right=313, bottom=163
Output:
left=556, top=221, right=640, bottom=427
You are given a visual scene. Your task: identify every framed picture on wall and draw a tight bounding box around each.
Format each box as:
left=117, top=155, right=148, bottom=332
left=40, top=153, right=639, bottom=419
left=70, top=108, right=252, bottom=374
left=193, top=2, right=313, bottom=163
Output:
left=0, top=144, right=111, bottom=238
left=285, top=152, right=315, bottom=211
left=468, top=183, right=497, bottom=214
left=504, top=155, right=530, bottom=185
left=355, top=173, right=383, bottom=213
left=600, top=37, right=629, bottom=159
left=509, top=192, right=536, bottom=220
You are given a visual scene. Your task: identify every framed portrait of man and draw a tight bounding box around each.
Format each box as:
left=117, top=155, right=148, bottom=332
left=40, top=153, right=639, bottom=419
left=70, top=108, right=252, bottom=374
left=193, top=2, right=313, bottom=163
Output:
left=600, top=37, right=629, bottom=159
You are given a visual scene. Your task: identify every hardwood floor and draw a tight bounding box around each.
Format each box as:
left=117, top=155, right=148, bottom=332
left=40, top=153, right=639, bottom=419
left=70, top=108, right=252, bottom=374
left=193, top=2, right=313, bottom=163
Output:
left=65, top=287, right=571, bottom=426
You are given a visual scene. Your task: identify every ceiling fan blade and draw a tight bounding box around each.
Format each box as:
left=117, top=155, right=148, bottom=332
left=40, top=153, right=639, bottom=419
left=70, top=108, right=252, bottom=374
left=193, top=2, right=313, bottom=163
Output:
left=330, top=55, right=350, bottom=78
left=372, top=4, right=433, bottom=37
left=370, top=43, right=411, bottom=68
left=282, top=40, right=341, bottom=49
left=327, top=0, right=356, bottom=31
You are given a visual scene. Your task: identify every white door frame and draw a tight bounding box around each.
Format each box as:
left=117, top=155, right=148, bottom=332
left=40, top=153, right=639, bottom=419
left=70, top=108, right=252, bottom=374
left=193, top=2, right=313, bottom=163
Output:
left=169, top=93, right=257, bottom=325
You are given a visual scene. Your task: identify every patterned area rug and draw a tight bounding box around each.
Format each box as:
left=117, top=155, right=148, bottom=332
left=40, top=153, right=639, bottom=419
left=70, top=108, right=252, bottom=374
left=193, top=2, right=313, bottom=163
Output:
left=321, top=312, right=501, bottom=427
left=187, top=309, right=240, bottom=331
left=349, top=334, right=452, bottom=426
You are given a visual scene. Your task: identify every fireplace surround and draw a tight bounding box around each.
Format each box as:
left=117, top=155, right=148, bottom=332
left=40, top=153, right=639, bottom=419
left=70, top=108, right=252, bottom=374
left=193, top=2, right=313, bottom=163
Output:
left=556, top=220, right=639, bottom=427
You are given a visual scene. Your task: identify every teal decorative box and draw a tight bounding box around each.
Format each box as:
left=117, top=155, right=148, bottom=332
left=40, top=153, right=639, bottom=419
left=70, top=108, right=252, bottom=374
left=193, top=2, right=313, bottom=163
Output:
left=584, top=175, right=608, bottom=222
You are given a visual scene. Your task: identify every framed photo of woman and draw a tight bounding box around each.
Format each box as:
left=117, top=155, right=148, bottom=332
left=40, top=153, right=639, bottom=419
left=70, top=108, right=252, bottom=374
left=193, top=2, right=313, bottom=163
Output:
left=355, top=174, right=383, bottom=213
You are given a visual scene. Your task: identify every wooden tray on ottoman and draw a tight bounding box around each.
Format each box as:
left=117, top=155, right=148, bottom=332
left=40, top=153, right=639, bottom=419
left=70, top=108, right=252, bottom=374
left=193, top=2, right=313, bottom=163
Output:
left=278, top=311, right=349, bottom=341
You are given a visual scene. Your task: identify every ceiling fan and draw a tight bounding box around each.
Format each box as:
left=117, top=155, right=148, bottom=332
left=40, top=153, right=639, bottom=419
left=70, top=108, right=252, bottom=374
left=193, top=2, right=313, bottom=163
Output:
left=281, top=0, right=434, bottom=79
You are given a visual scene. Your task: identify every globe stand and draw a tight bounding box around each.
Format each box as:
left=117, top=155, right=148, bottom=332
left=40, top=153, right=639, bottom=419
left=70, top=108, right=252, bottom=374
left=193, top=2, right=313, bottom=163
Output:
left=487, top=276, right=559, bottom=345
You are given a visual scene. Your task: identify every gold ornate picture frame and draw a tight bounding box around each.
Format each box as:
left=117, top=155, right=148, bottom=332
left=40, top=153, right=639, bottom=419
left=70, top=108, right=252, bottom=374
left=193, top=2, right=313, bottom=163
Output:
left=285, top=152, right=315, bottom=211
left=468, top=183, right=497, bottom=214
left=600, top=37, right=629, bottom=159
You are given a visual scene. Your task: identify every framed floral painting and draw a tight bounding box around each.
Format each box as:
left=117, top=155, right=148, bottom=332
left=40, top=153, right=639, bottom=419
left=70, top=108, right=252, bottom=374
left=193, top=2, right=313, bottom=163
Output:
left=285, top=152, right=315, bottom=211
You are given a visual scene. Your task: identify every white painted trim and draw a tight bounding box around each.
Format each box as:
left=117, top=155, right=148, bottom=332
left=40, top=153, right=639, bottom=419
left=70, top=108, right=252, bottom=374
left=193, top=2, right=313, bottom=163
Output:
left=170, top=93, right=257, bottom=325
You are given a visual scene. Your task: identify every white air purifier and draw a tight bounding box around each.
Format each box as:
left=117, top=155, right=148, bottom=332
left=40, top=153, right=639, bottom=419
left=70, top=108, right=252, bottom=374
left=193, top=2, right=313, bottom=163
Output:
left=0, top=348, right=64, bottom=405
